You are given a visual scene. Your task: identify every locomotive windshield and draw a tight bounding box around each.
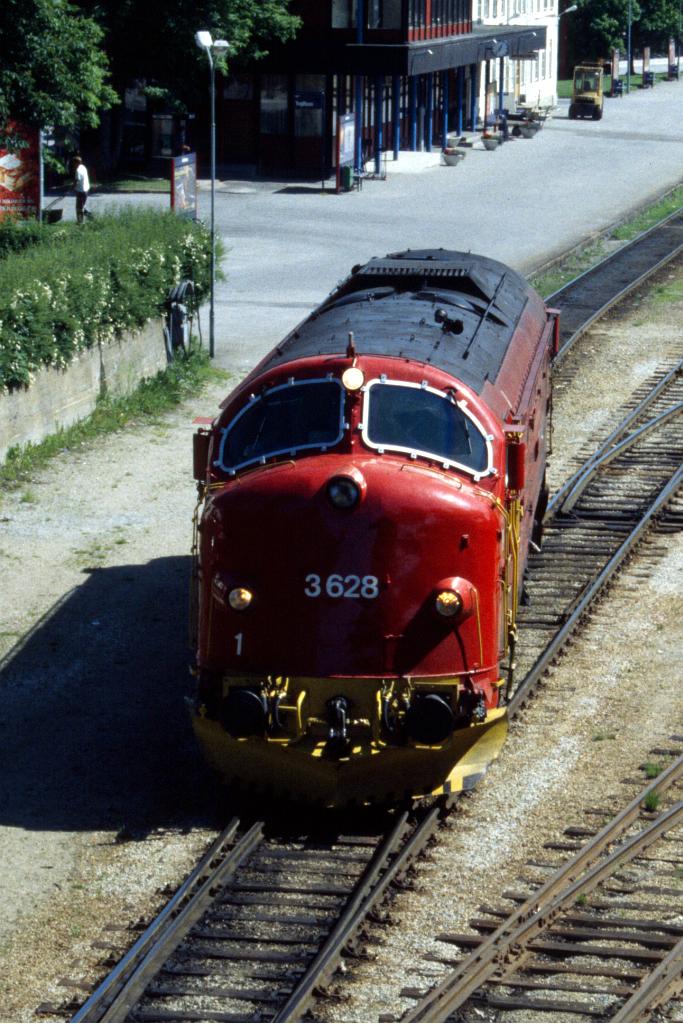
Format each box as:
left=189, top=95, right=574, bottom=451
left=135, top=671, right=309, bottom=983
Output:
left=215, top=379, right=344, bottom=473
left=364, top=380, right=490, bottom=474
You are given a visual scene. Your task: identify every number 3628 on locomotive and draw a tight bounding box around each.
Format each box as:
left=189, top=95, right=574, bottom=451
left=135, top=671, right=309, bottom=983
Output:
left=190, top=249, right=558, bottom=806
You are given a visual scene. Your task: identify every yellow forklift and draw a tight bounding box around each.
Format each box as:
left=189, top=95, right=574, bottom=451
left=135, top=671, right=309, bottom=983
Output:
left=569, top=63, right=604, bottom=120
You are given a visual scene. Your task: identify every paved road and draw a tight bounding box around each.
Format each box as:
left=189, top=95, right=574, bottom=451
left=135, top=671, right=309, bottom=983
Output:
left=85, top=82, right=683, bottom=378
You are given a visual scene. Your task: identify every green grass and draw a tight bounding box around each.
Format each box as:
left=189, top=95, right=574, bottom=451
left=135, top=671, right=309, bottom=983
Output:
left=532, top=240, right=609, bottom=298
left=643, top=762, right=663, bottom=779
left=592, top=731, right=617, bottom=742
left=531, top=185, right=683, bottom=298
left=612, top=185, right=683, bottom=240
left=557, top=73, right=667, bottom=99
left=0, top=348, right=228, bottom=494
left=643, top=791, right=661, bottom=812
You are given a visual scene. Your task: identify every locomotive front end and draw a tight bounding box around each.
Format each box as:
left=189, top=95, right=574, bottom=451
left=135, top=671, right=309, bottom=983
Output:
left=190, top=355, right=509, bottom=805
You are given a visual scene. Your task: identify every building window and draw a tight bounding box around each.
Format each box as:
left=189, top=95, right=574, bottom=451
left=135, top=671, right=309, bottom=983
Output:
left=359, top=0, right=402, bottom=28
left=260, top=75, right=288, bottom=135
left=152, top=114, right=173, bottom=157
left=409, top=0, right=427, bottom=30
left=294, top=74, right=325, bottom=137
left=332, top=0, right=356, bottom=27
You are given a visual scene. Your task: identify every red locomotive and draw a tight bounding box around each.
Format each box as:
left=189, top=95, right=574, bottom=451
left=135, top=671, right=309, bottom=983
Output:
left=191, top=250, right=557, bottom=805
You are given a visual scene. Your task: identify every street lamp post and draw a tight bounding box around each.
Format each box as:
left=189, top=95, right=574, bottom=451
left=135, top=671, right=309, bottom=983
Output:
left=557, top=4, right=577, bottom=98
left=195, top=30, right=229, bottom=359
left=627, top=0, right=632, bottom=93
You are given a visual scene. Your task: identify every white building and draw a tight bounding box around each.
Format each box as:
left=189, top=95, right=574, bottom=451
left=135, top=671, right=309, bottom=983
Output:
left=475, top=0, right=560, bottom=112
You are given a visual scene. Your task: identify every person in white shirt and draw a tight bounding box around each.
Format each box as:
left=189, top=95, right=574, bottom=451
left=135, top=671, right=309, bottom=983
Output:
left=72, top=155, right=90, bottom=223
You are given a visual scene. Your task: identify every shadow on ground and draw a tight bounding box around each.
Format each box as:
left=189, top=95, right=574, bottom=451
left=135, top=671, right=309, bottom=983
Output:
left=0, top=556, right=218, bottom=834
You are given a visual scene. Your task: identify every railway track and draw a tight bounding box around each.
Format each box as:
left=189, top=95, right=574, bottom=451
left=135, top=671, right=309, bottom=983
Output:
left=64, top=217, right=683, bottom=1024
left=403, top=745, right=683, bottom=1022
left=71, top=803, right=444, bottom=1022
left=508, top=355, right=683, bottom=710
left=547, top=207, right=683, bottom=362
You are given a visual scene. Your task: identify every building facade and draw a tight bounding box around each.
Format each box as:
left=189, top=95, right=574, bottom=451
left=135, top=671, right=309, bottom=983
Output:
left=117, top=0, right=553, bottom=178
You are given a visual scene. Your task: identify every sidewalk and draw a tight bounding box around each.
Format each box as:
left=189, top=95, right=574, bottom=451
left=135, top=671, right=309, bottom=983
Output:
left=205, top=81, right=683, bottom=378
left=72, top=80, right=683, bottom=378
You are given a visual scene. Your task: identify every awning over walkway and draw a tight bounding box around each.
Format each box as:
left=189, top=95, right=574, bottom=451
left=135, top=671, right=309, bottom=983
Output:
left=266, top=24, right=547, bottom=76
left=344, top=24, right=547, bottom=75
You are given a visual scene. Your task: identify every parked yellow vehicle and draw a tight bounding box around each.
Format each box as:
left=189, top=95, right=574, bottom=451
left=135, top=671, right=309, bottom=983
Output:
left=569, top=63, right=604, bottom=120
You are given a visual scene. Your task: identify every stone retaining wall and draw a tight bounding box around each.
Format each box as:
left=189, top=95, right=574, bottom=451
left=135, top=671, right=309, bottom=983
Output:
left=0, top=319, right=167, bottom=462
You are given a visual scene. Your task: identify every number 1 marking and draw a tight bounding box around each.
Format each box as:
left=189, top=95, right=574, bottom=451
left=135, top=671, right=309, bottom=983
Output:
left=235, top=632, right=243, bottom=656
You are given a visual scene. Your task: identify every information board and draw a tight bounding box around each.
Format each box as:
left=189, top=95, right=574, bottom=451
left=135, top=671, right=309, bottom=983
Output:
left=170, top=151, right=197, bottom=221
left=336, top=113, right=356, bottom=192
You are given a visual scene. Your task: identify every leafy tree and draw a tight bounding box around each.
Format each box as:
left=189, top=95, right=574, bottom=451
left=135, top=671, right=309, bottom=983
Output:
left=571, top=0, right=641, bottom=59
left=570, top=0, right=680, bottom=64
left=77, top=0, right=301, bottom=113
left=634, top=0, right=681, bottom=52
left=0, top=0, right=117, bottom=134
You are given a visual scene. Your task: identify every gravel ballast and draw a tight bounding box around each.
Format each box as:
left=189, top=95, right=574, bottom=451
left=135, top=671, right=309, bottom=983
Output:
left=0, top=263, right=681, bottom=1022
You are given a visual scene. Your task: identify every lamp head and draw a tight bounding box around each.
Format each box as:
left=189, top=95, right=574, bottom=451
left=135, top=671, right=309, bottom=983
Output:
left=212, top=39, right=230, bottom=58
left=195, top=30, right=213, bottom=49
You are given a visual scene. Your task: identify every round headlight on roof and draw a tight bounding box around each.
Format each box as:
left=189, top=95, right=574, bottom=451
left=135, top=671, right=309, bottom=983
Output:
left=341, top=366, right=365, bottom=391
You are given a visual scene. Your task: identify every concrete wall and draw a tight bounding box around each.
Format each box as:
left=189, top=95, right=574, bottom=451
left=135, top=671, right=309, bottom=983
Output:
left=0, top=319, right=167, bottom=462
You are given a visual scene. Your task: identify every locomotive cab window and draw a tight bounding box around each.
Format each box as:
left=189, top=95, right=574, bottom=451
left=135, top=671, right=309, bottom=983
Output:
left=215, top=379, right=344, bottom=473
left=363, top=380, right=491, bottom=475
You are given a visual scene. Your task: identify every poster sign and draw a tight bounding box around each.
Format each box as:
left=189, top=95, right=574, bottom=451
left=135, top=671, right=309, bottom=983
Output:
left=0, top=121, right=41, bottom=220
left=668, top=37, right=676, bottom=66
left=170, top=151, right=197, bottom=221
left=642, top=46, right=650, bottom=73
left=611, top=48, right=620, bottom=83
left=336, top=113, right=356, bottom=192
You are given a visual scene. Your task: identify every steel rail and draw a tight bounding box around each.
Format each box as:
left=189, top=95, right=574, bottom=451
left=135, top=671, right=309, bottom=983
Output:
left=546, top=359, right=683, bottom=519
left=610, top=933, right=683, bottom=1022
left=73, top=821, right=264, bottom=1023
left=404, top=766, right=683, bottom=1023
left=509, top=464, right=683, bottom=716
left=548, top=209, right=683, bottom=365
left=275, top=803, right=443, bottom=1022
left=549, top=400, right=683, bottom=518
left=71, top=819, right=241, bottom=1022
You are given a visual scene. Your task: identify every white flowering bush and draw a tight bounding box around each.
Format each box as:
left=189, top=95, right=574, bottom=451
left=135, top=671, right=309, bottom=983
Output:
left=0, top=210, right=214, bottom=390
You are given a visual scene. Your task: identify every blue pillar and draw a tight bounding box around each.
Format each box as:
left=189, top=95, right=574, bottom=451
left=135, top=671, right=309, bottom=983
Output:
left=498, top=56, right=505, bottom=114
left=426, top=72, right=434, bottom=150
left=392, top=75, right=400, bottom=160
left=484, top=60, right=490, bottom=125
left=355, top=0, right=365, bottom=171
left=456, top=67, right=465, bottom=134
left=441, top=71, right=450, bottom=149
left=469, top=63, right=478, bottom=130
left=409, top=76, right=418, bottom=150
left=355, top=76, right=364, bottom=171
left=374, top=76, right=383, bottom=174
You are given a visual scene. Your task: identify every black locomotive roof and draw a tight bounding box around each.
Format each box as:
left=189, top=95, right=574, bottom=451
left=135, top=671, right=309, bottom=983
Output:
left=257, top=249, right=540, bottom=394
